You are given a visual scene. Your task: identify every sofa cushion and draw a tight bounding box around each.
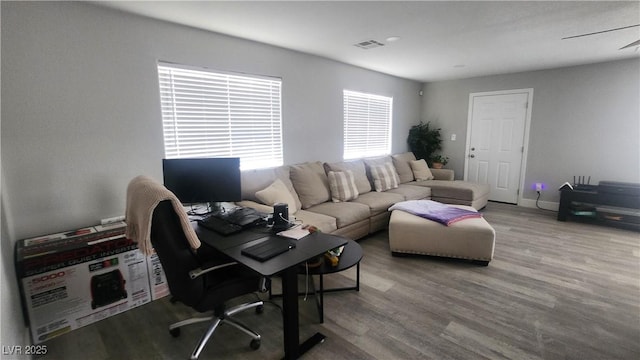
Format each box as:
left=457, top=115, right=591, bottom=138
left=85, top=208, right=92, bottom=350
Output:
left=353, top=191, right=404, bottom=216
left=386, top=184, right=431, bottom=200
left=324, top=159, right=371, bottom=194
left=241, top=166, right=302, bottom=210
left=289, top=161, right=331, bottom=209
left=236, top=200, right=338, bottom=233
left=392, top=152, right=416, bottom=183
left=305, top=201, right=370, bottom=228
left=369, top=162, right=400, bottom=192
left=363, top=155, right=393, bottom=167
left=431, top=168, right=455, bottom=181
left=411, top=180, right=490, bottom=200
left=255, top=178, right=299, bottom=214
left=327, top=170, right=359, bottom=202
left=292, top=209, right=337, bottom=233
left=410, top=159, right=434, bottom=181
left=235, top=200, right=273, bottom=214
left=388, top=207, right=495, bottom=261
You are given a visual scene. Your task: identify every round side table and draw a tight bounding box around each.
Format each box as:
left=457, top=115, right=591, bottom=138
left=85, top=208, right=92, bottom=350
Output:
left=301, top=239, right=363, bottom=323
left=268, top=239, right=363, bottom=323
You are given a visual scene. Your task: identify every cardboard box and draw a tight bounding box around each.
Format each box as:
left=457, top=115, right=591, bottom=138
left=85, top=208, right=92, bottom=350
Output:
left=15, top=223, right=151, bottom=344
left=146, top=251, right=170, bottom=301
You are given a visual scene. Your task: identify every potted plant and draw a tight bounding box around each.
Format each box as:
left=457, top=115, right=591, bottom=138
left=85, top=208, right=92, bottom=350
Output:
left=407, top=121, right=443, bottom=166
left=430, top=154, right=449, bottom=169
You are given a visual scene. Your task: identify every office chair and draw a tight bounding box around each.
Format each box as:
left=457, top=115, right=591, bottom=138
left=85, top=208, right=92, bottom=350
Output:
left=150, top=200, right=266, bottom=360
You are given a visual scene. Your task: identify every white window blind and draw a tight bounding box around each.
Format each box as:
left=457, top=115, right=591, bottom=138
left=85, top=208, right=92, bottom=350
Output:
left=343, top=90, right=393, bottom=160
left=158, top=63, right=283, bottom=170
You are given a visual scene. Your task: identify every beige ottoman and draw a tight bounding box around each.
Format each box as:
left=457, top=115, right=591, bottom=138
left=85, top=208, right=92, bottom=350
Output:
left=388, top=205, right=495, bottom=265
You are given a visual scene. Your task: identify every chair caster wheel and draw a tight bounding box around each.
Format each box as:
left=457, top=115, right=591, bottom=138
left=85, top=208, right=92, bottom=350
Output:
left=169, top=328, right=181, bottom=337
left=250, top=338, right=261, bottom=350
left=256, top=305, right=264, bottom=314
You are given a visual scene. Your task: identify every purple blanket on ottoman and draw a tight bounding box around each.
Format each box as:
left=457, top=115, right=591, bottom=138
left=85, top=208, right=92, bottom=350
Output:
left=388, top=200, right=482, bottom=226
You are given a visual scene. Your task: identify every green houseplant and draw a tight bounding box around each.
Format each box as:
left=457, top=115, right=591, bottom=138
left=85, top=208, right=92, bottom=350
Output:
left=430, top=154, right=449, bottom=169
left=407, top=121, right=443, bottom=166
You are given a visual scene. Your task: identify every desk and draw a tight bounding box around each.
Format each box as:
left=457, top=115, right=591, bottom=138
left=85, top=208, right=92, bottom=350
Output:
left=196, top=226, right=347, bottom=359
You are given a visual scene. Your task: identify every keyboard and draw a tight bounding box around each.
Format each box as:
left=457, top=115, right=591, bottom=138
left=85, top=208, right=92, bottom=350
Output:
left=222, top=207, right=266, bottom=227
left=198, top=215, right=243, bottom=236
left=241, top=237, right=296, bottom=262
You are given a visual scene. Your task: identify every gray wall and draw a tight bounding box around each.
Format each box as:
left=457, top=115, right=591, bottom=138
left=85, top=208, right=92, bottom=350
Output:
left=2, top=177, right=28, bottom=359
left=422, top=58, right=640, bottom=204
left=1, top=2, right=421, bottom=240
left=1, top=2, right=421, bottom=342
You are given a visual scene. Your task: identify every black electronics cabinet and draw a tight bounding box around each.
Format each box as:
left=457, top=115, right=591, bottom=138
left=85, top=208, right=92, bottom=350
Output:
left=558, top=181, right=640, bottom=231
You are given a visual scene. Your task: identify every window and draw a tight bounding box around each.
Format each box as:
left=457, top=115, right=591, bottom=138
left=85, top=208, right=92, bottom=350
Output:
left=157, top=63, right=283, bottom=170
left=343, top=90, right=393, bottom=160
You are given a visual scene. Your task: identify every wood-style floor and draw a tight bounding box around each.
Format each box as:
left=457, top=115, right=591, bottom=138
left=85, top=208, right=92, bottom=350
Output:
left=36, top=202, right=640, bottom=360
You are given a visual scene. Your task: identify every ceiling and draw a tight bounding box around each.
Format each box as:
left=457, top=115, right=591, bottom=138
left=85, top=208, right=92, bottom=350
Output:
left=94, top=1, right=640, bottom=82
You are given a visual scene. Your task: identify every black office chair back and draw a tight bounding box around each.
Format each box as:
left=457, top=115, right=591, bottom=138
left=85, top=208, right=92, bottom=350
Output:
left=150, top=200, right=205, bottom=307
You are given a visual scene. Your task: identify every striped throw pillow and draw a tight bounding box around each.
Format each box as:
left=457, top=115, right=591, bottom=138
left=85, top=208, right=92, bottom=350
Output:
left=370, top=162, right=400, bottom=192
left=327, top=170, right=359, bottom=202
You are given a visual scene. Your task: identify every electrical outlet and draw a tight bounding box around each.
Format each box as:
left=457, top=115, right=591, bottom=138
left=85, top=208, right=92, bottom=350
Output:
left=535, top=183, right=543, bottom=192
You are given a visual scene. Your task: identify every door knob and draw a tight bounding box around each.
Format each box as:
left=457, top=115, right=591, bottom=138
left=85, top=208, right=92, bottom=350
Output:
left=470, top=154, right=475, bottom=158
left=471, top=147, right=475, bottom=151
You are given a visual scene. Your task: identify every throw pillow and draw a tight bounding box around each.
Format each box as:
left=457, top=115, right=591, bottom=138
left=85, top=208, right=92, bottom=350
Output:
left=392, top=152, right=417, bottom=183
left=410, top=159, right=434, bottom=181
left=255, top=178, right=298, bottom=213
left=327, top=170, right=359, bottom=202
left=289, top=162, right=331, bottom=209
left=324, top=160, right=371, bottom=194
left=363, top=156, right=396, bottom=190
left=241, top=166, right=303, bottom=211
left=370, top=162, right=400, bottom=192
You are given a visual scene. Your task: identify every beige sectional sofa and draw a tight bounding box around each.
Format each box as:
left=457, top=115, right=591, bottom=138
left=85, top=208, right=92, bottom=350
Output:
left=237, top=152, right=490, bottom=240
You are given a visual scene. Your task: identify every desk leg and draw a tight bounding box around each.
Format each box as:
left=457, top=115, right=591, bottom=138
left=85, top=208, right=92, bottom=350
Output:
left=281, top=267, right=299, bottom=360
left=318, top=274, right=324, bottom=323
left=281, top=266, right=326, bottom=360
left=356, top=262, right=360, bottom=290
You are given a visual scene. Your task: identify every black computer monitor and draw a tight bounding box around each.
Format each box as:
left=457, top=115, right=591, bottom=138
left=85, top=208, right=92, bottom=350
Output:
left=162, top=157, right=241, bottom=209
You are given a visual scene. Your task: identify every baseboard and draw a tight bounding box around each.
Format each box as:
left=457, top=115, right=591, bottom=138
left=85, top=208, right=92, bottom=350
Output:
left=518, top=198, right=559, bottom=212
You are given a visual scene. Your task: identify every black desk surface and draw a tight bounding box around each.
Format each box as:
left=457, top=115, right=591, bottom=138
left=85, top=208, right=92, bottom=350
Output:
left=196, top=225, right=348, bottom=277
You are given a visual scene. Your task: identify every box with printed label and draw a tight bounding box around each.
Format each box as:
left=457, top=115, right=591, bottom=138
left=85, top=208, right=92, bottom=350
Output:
left=146, top=250, right=170, bottom=301
left=15, top=223, right=151, bottom=344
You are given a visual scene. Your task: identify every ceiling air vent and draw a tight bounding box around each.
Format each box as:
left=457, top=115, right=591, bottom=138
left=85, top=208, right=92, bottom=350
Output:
left=354, top=40, right=385, bottom=49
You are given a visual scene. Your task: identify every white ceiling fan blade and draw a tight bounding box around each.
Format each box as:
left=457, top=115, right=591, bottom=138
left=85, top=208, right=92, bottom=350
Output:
left=619, top=39, right=640, bottom=50
left=562, top=24, right=639, bottom=40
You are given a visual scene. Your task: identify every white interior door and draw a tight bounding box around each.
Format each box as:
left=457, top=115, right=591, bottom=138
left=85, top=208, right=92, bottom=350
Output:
left=465, top=90, right=532, bottom=204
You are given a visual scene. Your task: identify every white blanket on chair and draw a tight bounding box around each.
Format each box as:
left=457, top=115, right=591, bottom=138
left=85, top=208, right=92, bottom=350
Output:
left=125, top=175, right=201, bottom=255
